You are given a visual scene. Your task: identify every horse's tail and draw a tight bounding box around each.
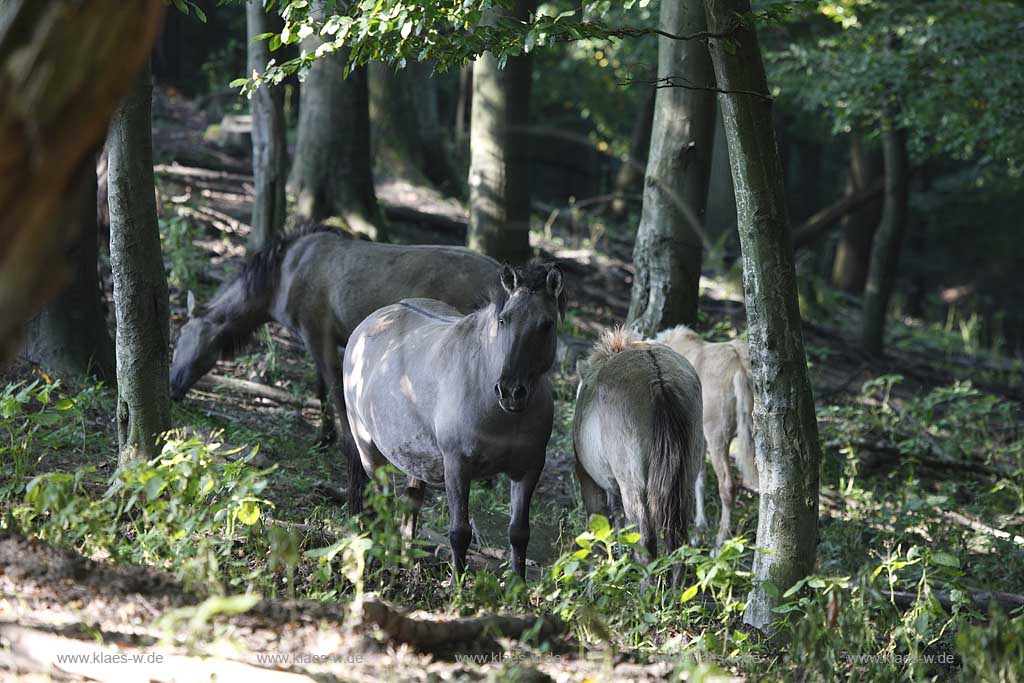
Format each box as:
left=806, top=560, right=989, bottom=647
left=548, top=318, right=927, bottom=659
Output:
left=647, top=369, right=702, bottom=556
left=731, top=343, right=759, bottom=492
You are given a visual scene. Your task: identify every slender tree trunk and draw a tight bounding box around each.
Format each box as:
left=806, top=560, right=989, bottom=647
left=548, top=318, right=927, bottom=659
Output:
left=609, top=85, right=656, bottom=218
left=627, top=0, right=716, bottom=335
left=290, top=2, right=383, bottom=240
left=832, top=133, right=883, bottom=292
left=25, top=156, right=115, bottom=381
left=466, top=0, right=535, bottom=264
left=704, top=0, right=822, bottom=632
left=246, top=0, right=288, bottom=252
left=862, top=121, right=910, bottom=356
left=455, top=64, right=473, bottom=141
left=107, top=61, right=171, bottom=466
left=370, top=61, right=462, bottom=196
left=0, top=0, right=164, bottom=363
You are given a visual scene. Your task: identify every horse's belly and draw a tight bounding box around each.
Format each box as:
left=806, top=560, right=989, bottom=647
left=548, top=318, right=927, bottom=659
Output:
left=371, top=423, right=446, bottom=485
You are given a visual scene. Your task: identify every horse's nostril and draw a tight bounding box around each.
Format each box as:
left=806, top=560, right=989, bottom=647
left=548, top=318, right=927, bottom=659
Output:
left=494, top=383, right=502, bottom=398
left=512, top=385, right=527, bottom=401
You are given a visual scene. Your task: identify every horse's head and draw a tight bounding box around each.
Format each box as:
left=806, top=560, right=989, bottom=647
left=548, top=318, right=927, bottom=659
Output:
left=491, top=262, right=564, bottom=413
left=170, top=291, right=220, bottom=400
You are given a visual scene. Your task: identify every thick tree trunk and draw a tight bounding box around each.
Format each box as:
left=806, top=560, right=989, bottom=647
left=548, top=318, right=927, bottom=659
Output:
left=466, top=0, right=535, bottom=264
left=0, top=0, right=164, bottom=363
left=832, top=134, right=883, bottom=293
left=24, top=158, right=115, bottom=381
left=246, top=0, right=288, bottom=252
left=627, top=0, right=716, bottom=335
left=862, top=122, right=910, bottom=356
left=609, top=85, right=656, bottom=218
left=107, top=61, right=171, bottom=466
left=370, top=62, right=462, bottom=196
left=290, top=2, right=383, bottom=240
left=704, top=0, right=822, bottom=632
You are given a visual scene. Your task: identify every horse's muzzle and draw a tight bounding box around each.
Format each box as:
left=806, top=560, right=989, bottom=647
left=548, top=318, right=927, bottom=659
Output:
left=494, top=382, right=528, bottom=413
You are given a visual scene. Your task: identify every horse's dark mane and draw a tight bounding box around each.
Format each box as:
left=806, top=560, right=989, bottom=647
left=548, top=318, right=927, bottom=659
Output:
left=203, top=223, right=344, bottom=353
left=486, top=259, right=568, bottom=318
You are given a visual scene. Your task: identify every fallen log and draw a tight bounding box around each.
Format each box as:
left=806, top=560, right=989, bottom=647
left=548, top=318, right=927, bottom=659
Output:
left=195, top=374, right=320, bottom=410
left=938, top=509, right=1024, bottom=548
left=382, top=204, right=467, bottom=235
left=824, top=438, right=1013, bottom=479
left=356, top=598, right=563, bottom=651
left=792, top=178, right=885, bottom=250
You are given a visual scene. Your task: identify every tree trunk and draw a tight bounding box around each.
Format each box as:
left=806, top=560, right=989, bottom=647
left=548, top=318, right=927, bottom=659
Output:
left=24, top=157, right=115, bottom=381
left=466, top=0, right=535, bottom=264
left=246, top=0, right=288, bottom=252
left=609, top=85, right=656, bottom=218
left=831, top=133, right=883, bottom=293
left=455, top=63, right=473, bottom=141
left=862, top=121, right=910, bottom=356
left=290, top=2, right=383, bottom=240
left=705, top=110, right=737, bottom=241
left=704, top=0, right=822, bottom=632
left=107, top=61, right=171, bottom=466
left=627, top=0, right=716, bottom=335
left=0, top=0, right=164, bottom=363
left=370, top=61, right=462, bottom=196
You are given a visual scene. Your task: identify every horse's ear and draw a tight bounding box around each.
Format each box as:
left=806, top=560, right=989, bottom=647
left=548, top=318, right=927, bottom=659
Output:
left=186, top=290, right=197, bottom=318
left=500, top=263, right=518, bottom=293
left=546, top=266, right=563, bottom=299
left=575, top=358, right=591, bottom=379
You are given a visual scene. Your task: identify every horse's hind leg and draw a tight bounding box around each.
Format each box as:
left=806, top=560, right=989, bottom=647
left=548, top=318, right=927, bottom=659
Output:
left=509, top=464, right=543, bottom=579
left=402, top=477, right=426, bottom=539
left=575, top=460, right=608, bottom=523
left=709, top=434, right=735, bottom=551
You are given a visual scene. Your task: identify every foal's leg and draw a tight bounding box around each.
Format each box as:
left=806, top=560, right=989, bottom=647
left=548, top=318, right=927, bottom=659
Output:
left=694, top=465, right=709, bottom=534
left=708, top=433, right=735, bottom=551
left=403, top=476, right=426, bottom=539
left=509, top=464, right=543, bottom=579
left=443, top=456, right=472, bottom=577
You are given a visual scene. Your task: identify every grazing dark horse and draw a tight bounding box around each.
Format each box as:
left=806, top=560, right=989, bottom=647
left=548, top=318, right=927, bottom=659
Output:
left=169, top=227, right=500, bottom=447
left=573, top=327, right=703, bottom=571
left=343, top=262, right=566, bottom=577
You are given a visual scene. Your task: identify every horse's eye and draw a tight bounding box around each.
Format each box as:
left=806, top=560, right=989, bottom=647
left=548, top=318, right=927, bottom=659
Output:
left=498, top=317, right=505, bottom=326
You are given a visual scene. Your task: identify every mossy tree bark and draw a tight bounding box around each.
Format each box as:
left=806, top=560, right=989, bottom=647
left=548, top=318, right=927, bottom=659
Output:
left=862, top=121, right=910, bottom=356
left=0, top=0, right=164, bottom=362
left=246, top=0, right=288, bottom=252
left=627, top=0, right=716, bottom=336
left=704, top=0, right=822, bottom=632
left=832, top=133, right=884, bottom=293
left=107, top=61, right=172, bottom=466
left=25, top=157, right=115, bottom=382
left=290, top=2, right=383, bottom=240
left=466, top=0, right=535, bottom=264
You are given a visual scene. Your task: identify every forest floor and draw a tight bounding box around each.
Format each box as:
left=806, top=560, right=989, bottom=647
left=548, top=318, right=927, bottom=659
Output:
left=2, top=89, right=1023, bottom=682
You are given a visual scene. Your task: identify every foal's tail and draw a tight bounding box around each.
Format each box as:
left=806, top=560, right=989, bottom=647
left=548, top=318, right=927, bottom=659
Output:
left=731, top=344, right=759, bottom=492
left=646, top=376, right=702, bottom=557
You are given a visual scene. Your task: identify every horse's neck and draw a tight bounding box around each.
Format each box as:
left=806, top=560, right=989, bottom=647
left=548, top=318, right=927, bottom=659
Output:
left=210, top=278, right=272, bottom=340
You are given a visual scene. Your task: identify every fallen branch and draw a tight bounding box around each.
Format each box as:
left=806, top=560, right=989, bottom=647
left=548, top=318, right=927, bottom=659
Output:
left=356, top=598, right=563, bottom=651
left=889, top=589, right=1024, bottom=614
left=938, top=509, right=1024, bottom=548
left=824, top=438, right=1013, bottom=479
left=382, top=204, right=467, bottom=235
left=792, top=178, right=885, bottom=250
left=195, top=374, right=320, bottom=410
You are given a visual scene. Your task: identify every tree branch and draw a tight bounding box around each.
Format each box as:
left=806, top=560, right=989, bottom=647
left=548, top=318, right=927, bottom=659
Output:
left=792, top=178, right=886, bottom=250
left=621, top=75, right=774, bottom=102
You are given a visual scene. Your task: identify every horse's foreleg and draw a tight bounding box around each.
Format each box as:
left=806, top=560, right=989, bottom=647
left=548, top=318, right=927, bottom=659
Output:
left=443, top=457, right=472, bottom=577
left=403, top=477, right=426, bottom=539
left=315, top=372, right=337, bottom=447
left=509, top=466, right=542, bottom=579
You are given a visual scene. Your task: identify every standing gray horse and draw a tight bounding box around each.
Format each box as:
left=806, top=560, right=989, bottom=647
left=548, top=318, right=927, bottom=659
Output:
left=169, top=226, right=499, bottom=447
left=343, top=262, right=565, bottom=577
left=573, top=327, right=703, bottom=564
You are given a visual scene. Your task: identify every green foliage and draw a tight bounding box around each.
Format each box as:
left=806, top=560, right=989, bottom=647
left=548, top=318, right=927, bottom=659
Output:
left=12, top=432, right=274, bottom=593
left=160, top=215, right=205, bottom=292
left=957, top=608, right=1024, bottom=683
left=768, top=0, right=1024, bottom=171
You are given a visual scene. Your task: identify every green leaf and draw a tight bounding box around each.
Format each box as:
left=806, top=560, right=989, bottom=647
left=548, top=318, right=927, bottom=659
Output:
left=229, top=78, right=250, bottom=89
left=237, top=500, right=261, bottom=525
left=930, top=551, right=960, bottom=569
left=680, top=584, right=700, bottom=603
